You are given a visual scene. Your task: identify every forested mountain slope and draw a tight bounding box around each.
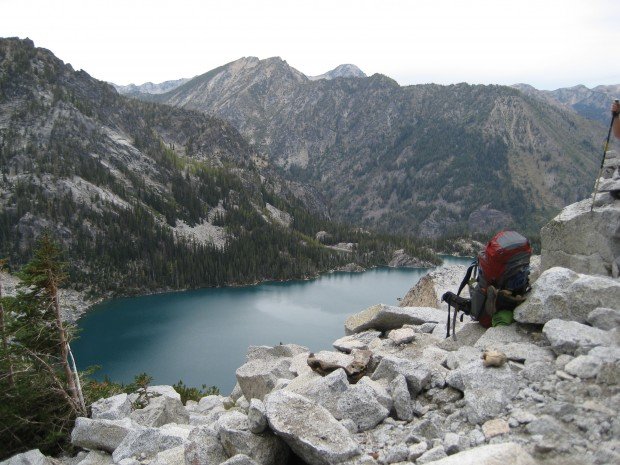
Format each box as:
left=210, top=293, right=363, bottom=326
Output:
left=0, top=38, right=436, bottom=296
left=150, top=57, right=604, bottom=237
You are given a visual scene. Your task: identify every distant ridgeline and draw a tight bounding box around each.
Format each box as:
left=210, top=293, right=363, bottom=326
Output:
left=143, top=56, right=605, bottom=238
left=0, top=38, right=438, bottom=297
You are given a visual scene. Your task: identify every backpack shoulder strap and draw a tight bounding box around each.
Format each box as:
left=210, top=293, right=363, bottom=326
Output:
left=457, top=261, right=477, bottom=296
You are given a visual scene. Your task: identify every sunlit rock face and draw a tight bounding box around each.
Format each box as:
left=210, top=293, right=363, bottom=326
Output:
left=540, top=196, right=620, bottom=278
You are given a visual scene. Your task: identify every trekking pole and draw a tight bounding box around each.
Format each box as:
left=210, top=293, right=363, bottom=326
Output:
left=590, top=99, right=619, bottom=211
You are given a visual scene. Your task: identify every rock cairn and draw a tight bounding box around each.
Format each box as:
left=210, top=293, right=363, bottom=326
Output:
left=4, top=197, right=619, bottom=465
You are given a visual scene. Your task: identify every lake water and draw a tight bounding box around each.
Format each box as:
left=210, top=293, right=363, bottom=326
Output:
left=73, top=256, right=471, bottom=394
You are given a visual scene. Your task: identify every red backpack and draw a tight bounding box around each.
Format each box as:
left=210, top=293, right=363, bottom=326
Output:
left=442, top=231, right=532, bottom=335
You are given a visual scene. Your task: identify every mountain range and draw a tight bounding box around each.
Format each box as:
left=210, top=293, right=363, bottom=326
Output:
left=128, top=56, right=605, bottom=237
left=2, top=37, right=615, bottom=297
left=111, top=78, right=191, bottom=97
left=512, top=83, right=620, bottom=124
left=117, top=65, right=617, bottom=125
left=1, top=38, right=437, bottom=296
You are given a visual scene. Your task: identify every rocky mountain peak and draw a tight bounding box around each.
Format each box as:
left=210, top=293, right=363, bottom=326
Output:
left=308, top=63, right=367, bottom=81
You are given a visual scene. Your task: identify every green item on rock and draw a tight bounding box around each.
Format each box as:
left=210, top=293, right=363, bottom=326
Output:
left=492, top=310, right=514, bottom=327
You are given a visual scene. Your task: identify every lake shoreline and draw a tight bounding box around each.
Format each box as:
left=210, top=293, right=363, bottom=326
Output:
left=4, top=253, right=468, bottom=323
left=72, top=257, right=473, bottom=392
left=70, top=261, right=447, bottom=323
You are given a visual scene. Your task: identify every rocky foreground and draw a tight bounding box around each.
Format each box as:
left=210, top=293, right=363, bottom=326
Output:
left=3, top=198, right=619, bottom=465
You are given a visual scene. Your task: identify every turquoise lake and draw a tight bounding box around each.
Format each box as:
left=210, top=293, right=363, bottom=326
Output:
left=73, top=256, right=471, bottom=394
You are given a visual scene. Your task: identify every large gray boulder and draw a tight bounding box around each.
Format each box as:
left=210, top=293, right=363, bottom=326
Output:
left=112, top=427, right=185, bottom=462
left=540, top=197, right=620, bottom=278
left=236, top=345, right=306, bottom=401
left=500, top=342, right=555, bottom=365
left=197, top=395, right=225, bottom=412
left=130, top=395, right=189, bottom=427
left=265, top=390, right=360, bottom=465
left=150, top=446, right=184, bottom=465
left=389, top=374, right=414, bottom=421
left=191, top=395, right=227, bottom=425
left=287, top=368, right=349, bottom=415
left=587, top=307, right=620, bottom=330
left=0, top=450, right=54, bottom=465
left=463, top=388, right=512, bottom=425
left=445, top=360, right=519, bottom=397
left=184, top=425, right=227, bottom=465
left=71, top=417, right=135, bottom=453
left=248, top=399, right=268, bottom=433
left=217, top=411, right=290, bottom=465
left=148, top=385, right=182, bottom=401
left=357, top=376, right=393, bottom=411
left=446, top=359, right=520, bottom=424
left=564, top=355, right=604, bottom=379
left=289, top=352, right=313, bottom=377
left=542, top=319, right=616, bottom=355
left=332, top=331, right=381, bottom=353
left=307, top=351, right=355, bottom=371
left=589, top=345, right=620, bottom=363
left=371, top=355, right=432, bottom=395
left=387, top=327, right=416, bottom=345
left=399, top=265, right=469, bottom=309
left=344, top=304, right=446, bottom=335
left=236, top=356, right=293, bottom=400
left=413, top=442, right=536, bottom=465
left=286, top=369, right=387, bottom=432
left=514, top=267, right=620, bottom=324
left=335, top=383, right=389, bottom=431
left=91, top=393, right=132, bottom=421
left=473, top=325, right=530, bottom=349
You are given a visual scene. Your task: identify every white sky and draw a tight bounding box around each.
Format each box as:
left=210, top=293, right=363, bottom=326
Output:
left=1, top=0, right=619, bottom=90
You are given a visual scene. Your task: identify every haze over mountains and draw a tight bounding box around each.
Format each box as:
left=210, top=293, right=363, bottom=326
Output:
left=124, top=56, right=605, bottom=237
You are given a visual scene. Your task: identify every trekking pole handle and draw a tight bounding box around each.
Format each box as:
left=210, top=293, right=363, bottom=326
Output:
left=613, top=99, right=620, bottom=117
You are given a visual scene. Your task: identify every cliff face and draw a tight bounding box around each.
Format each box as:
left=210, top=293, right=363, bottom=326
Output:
left=151, top=57, right=604, bottom=237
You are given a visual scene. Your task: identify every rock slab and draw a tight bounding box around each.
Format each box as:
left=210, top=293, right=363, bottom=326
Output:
left=344, top=304, right=446, bottom=335
left=265, top=390, right=360, bottom=465
left=91, top=393, right=132, bottom=421
left=540, top=197, right=620, bottom=277
left=542, top=318, right=615, bottom=355
left=515, top=267, right=620, bottom=324
left=71, top=417, right=134, bottom=453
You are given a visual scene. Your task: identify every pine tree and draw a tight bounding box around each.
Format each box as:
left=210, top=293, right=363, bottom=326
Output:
left=17, top=234, right=85, bottom=415
left=0, top=235, right=86, bottom=459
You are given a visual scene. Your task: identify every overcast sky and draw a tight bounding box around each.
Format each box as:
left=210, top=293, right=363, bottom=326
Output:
left=2, top=0, right=619, bottom=90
